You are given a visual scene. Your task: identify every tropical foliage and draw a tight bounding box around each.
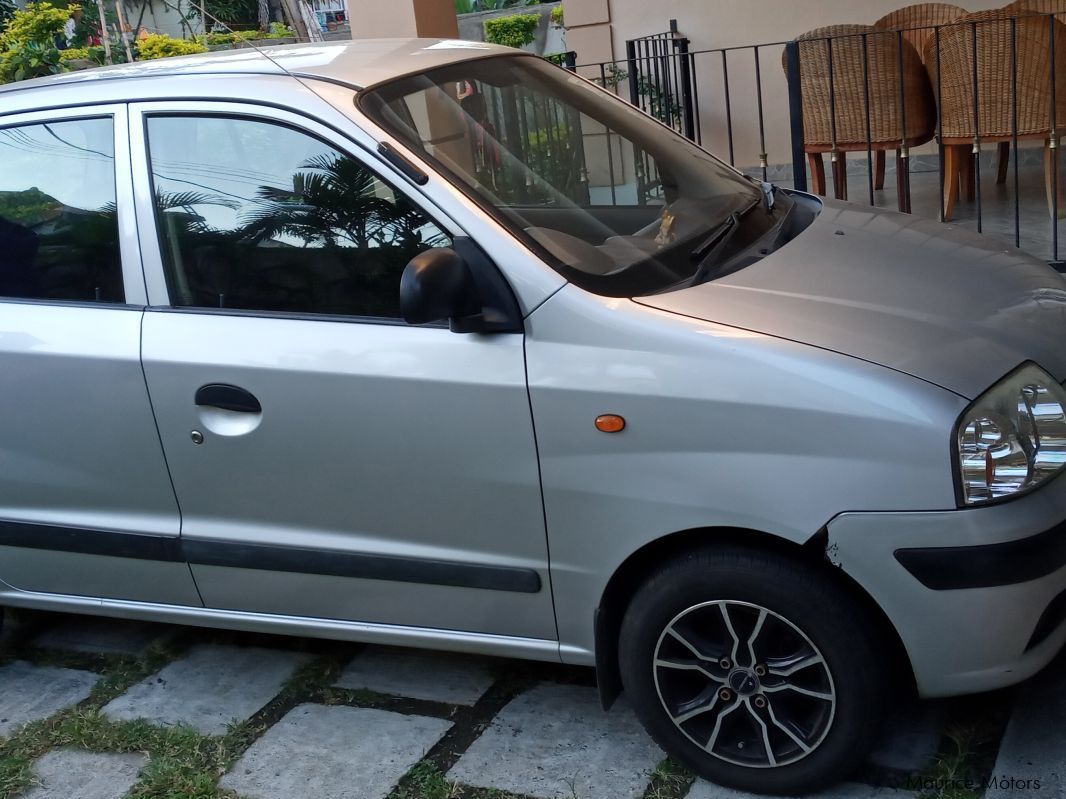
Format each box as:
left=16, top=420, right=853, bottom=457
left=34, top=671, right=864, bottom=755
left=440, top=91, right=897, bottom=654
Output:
left=0, top=0, right=16, bottom=27
left=0, top=2, right=74, bottom=84
left=483, top=11, right=539, bottom=48
left=136, top=32, right=208, bottom=60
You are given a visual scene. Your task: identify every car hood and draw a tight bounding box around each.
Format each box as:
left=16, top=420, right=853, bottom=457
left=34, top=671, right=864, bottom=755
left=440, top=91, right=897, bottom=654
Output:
left=635, top=198, right=1066, bottom=399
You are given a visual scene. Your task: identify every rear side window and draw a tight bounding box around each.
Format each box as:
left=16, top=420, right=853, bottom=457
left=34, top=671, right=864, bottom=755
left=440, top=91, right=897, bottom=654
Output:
left=144, top=115, right=451, bottom=319
left=0, top=117, right=124, bottom=303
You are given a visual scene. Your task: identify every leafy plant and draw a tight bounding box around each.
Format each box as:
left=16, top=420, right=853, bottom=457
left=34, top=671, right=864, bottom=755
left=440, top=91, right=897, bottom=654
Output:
left=1, top=2, right=72, bottom=47
left=58, top=44, right=90, bottom=60
left=0, top=2, right=74, bottom=83
left=135, top=32, right=208, bottom=60
left=1, top=38, right=60, bottom=80
left=195, top=0, right=258, bottom=26
left=0, top=0, right=16, bottom=27
left=266, top=21, right=294, bottom=37
left=549, top=3, right=562, bottom=27
left=483, top=11, right=538, bottom=49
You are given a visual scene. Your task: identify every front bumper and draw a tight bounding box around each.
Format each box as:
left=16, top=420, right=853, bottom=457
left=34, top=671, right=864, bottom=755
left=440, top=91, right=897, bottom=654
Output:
left=827, top=472, right=1066, bottom=698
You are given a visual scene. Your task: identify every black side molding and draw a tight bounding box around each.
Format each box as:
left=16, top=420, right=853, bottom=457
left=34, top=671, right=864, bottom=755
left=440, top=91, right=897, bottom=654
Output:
left=894, top=518, right=1066, bottom=590
left=183, top=540, right=541, bottom=593
left=0, top=520, right=541, bottom=594
left=0, top=520, right=180, bottom=561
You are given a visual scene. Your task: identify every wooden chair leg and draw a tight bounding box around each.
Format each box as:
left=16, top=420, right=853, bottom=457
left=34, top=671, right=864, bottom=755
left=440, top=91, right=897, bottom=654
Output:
left=874, top=150, right=886, bottom=190
left=1045, top=141, right=1066, bottom=219
left=943, top=144, right=961, bottom=221
left=831, top=151, right=848, bottom=201
left=961, top=151, right=976, bottom=202
left=808, top=153, right=826, bottom=196
left=996, top=141, right=1010, bottom=185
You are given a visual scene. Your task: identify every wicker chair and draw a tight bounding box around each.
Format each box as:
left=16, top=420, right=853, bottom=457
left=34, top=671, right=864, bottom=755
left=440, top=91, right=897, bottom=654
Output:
left=1005, top=0, right=1066, bottom=18
left=785, top=24, right=936, bottom=202
left=874, top=3, right=968, bottom=59
left=925, top=8, right=1066, bottom=219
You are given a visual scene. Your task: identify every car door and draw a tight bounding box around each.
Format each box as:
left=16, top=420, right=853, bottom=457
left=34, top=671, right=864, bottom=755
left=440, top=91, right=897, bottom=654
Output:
left=0, top=106, right=198, bottom=606
left=129, top=102, right=555, bottom=641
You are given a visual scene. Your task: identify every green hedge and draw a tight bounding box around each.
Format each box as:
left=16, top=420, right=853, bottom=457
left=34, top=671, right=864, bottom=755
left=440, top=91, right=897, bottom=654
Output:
left=484, top=12, right=539, bottom=49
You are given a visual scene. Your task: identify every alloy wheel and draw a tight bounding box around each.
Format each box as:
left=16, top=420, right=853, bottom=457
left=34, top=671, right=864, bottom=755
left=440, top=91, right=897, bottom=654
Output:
left=652, top=599, right=836, bottom=769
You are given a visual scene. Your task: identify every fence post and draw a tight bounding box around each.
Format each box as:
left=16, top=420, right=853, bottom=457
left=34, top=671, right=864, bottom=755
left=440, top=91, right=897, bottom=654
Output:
left=784, top=40, right=808, bottom=193
left=675, top=37, right=697, bottom=142
left=563, top=50, right=577, bottom=72
left=625, top=38, right=640, bottom=107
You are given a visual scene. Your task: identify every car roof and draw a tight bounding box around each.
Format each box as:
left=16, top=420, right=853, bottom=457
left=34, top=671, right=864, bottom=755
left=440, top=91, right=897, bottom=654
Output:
left=0, top=38, right=516, bottom=97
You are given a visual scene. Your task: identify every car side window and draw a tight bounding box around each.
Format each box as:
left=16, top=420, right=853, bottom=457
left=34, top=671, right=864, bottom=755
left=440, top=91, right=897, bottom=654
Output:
left=0, top=117, right=124, bottom=303
left=145, top=115, right=451, bottom=319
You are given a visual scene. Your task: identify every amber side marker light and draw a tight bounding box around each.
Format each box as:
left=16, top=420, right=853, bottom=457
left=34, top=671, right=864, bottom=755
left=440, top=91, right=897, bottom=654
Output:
left=595, top=414, right=626, bottom=433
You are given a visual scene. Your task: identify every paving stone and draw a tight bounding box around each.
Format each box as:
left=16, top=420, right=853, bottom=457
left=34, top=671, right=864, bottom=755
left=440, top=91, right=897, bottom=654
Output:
left=686, top=781, right=918, bottom=799
left=102, top=644, right=310, bottom=735
left=334, top=645, right=496, bottom=705
left=18, top=749, right=146, bottom=799
left=221, top=703, right=451, bottom=799
left=867, top=703, right=943, bottom=774
left=34, top=615, right=169, bottom=656
left=448, top=683, right=663, bottom=799
left=0, top=661, right=98, bottom=738
left=985, top=662, right=1066, bottom=799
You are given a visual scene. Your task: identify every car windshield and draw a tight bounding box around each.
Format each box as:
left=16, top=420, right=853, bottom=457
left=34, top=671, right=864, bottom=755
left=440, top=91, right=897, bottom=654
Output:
left=360, top=55, right=765, bottom=297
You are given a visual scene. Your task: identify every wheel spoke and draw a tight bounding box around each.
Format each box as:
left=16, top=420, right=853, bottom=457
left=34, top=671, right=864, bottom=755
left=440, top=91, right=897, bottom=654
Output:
left=719, top=603, right=742, bottom=665
left=767, top=652, right=824, bottom=677
left=745, top=699, right=778, bottom=767
left=704, top=698, right=740, bottom=754
left=746, top=608, right=767, bottom=667
left=666, top=626, right=716, bottom=663
left=654, top=657, right=723, bottom=683
left=765, top=699, right=814, bottom=754
left=672, top=692, right=720, bottom=725
left=762, top=682, right=834, bottom=701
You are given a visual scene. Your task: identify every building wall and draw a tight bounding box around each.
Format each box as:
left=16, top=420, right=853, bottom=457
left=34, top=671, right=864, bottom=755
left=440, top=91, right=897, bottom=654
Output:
left=567, top=0, right=1006, bottom=171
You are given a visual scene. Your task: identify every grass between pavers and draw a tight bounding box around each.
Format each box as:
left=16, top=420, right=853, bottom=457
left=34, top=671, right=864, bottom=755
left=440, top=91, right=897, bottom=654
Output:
left=914, top=693, right=1016, bottom=799
left=0, top=612, right=680, bottom=799
left=4, top=610, right=1008, bottom=799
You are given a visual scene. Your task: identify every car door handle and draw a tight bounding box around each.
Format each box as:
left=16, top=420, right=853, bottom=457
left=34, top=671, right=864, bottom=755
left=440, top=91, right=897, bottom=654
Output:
left=195, top=384, right=262, bottom=414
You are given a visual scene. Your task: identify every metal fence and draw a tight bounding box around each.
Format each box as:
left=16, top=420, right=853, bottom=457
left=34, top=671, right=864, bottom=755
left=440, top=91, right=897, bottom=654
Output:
left=563, top=14, right=1066, bottom=267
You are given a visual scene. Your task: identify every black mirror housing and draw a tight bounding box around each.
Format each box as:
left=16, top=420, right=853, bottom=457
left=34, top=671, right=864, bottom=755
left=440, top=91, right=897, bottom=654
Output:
left=400, top=247, right=481, bottom=326
left=400, top=239, right=524, bottom=334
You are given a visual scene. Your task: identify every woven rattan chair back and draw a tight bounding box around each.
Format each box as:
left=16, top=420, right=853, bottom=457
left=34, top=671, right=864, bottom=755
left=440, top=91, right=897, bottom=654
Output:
left=787, top=24, right=935, bottom=148
left=1004, top=0, right=1066, bottom=19
left=874, top=3, right=968, bottom=60
left=926, top=8, right=1066, bottom=138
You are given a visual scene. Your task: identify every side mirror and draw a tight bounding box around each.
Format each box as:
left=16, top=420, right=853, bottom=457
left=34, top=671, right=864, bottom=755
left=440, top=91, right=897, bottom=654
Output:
left=400, top=247, right=482, bottom=327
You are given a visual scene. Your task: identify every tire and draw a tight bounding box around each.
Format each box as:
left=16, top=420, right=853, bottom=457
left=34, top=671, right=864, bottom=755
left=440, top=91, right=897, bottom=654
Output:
left=618, top=546, right=888, bottom=796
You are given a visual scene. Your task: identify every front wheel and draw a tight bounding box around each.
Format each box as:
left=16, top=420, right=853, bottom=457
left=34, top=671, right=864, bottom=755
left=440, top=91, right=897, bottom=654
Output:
left=618, top=547, right=888, bottom=795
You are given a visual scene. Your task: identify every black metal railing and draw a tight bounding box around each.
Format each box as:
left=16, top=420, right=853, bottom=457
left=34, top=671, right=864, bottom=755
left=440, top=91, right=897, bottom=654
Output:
left=561, top=14, right=1066, bottom=268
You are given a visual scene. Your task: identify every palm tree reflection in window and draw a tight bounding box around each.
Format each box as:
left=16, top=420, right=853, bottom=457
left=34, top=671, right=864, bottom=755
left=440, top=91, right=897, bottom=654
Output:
left=158, top=152, right=450, bottom=318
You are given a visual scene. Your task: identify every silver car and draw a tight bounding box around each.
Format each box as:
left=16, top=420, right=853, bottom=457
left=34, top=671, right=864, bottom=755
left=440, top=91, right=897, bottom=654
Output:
left=1, top=38, right=1065, bottom=794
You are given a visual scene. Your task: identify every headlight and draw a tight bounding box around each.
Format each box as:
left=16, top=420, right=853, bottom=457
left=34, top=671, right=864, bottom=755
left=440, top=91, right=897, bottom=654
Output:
left=957, top=363, right=1066, bottom=504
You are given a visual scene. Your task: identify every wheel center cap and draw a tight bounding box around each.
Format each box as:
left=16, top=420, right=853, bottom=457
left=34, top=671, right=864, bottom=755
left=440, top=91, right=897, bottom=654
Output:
left=727, top=668, right=760, bottom=695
